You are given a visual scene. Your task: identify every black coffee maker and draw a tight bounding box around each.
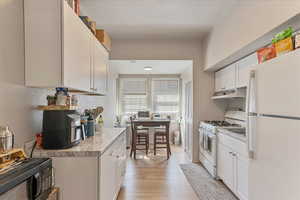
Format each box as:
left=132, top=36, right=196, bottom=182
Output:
left=42, top=110, right=83, bottom=149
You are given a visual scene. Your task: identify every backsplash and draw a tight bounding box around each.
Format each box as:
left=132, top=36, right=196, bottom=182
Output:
left=226, top=98, right=246, bottom=112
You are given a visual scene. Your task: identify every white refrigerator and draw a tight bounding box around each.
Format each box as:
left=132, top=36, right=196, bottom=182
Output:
left=247, top=49, right=300, bottom=200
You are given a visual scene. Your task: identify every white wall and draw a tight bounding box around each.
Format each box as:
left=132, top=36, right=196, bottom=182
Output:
left=104, top=62, right=119, bottom=127
left=181, top=65, right=193, bottom=123
left=180, top=65, right=192, bottom=154
left=204, top=1, right=300, bottom=69
left=111, top=39, right=224, bottom=162
left=0, top=0, right=108, bottom=148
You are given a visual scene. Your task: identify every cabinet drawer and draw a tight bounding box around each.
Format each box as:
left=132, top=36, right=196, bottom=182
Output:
left=218, top=133, right=248, bottom=157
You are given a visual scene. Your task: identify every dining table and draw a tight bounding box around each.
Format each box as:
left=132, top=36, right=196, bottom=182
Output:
left=132, top=118, right=171, bottom=129
left=131, top=118, right=171, bottom=158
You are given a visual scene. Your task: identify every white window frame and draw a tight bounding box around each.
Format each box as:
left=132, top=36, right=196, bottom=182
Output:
left=117, top=75, right=182, bottom=119
left=118, top=78, right=149, bottom=115
left=151, top=78, right=181, bottom=118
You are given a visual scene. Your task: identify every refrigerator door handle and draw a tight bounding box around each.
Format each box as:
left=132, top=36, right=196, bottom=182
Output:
left=247, top=70, right=256, bottom=159
left=246, top=70, right=256, bottom=113
left=247, top=115, right=256, bottom=159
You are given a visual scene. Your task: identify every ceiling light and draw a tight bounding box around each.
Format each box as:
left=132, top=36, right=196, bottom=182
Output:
left=144, top=66, right=152, bottom=71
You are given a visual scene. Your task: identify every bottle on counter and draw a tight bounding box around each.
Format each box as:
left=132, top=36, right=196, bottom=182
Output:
left=71, top=95, right=78, bottom=106
left=86, top=114, right=95, bottom=137
left=95, top=115, right=104, bottom=132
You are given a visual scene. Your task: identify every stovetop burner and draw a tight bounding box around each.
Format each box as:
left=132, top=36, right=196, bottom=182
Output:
left=203, top=120, right=241, bottom=127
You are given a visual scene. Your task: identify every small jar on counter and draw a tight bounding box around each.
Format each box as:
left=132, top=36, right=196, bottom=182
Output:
left=71, top=95, right=78, bottom=106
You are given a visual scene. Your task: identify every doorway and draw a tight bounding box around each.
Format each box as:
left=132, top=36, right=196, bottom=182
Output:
left=109, top=59, right=193, bottom=154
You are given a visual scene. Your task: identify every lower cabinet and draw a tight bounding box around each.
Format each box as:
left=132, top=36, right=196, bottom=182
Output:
left=235, top=152, right=249, bottom=200
left=49, top=132, right=126, bottom=200
left=100, top=133, right=127, bottom=200
left=217, top=134, right=249, bottom=200
left=218, top=143, right=235, bottom=191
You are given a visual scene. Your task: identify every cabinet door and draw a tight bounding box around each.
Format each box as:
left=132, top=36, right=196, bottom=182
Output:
left=215, top=64, right=236, bottom=92
left=236, top=154, right=249, bottom=200
left=215, top=70, right=223, bottom=92
left=100, top=148, right=116, bottom=200
left=52, top=157, right=98, bottom=200
left=93, top=39, right=108, bottom=95
left=223, top=64, right=236, bottom=90
left=63, top=1, right=91, bottom=91
left=218, top=143, right=235, bottom=191
left=236, top=53, right=258, bottom=88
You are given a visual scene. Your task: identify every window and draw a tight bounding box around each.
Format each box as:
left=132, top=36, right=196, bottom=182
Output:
left=118, top=77, right=180, bottom=119
left=119, top=79, right=148, bottom=114
left=152, top=79, right=179, bottom=118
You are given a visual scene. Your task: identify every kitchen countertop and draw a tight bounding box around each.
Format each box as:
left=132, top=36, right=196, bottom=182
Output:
left=33, top=128, right=126, bottom=157
left=217, top=128, right=247, bottom=142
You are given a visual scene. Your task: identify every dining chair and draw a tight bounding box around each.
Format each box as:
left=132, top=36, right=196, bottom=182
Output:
left=153, top=121, right=171, bottom=159
left=129, top=117, right=149, bottom=159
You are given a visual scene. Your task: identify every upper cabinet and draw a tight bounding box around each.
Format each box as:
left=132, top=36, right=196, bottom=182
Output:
left=214, top=53, right=258, bottom=92
left=236, top=53, right=258, bottom=88
left=63, top=1, right=92, bottom=92
left=215, top=64, right=236, bottom=92
left=92, top=38, right=109, bottom=94
left=24, top=0, right=109, bottom=95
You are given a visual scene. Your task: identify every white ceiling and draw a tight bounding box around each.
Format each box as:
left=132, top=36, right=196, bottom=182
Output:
left=80, top=0, right=237, bottom=40
left=110, top=60, right=192, bottom=74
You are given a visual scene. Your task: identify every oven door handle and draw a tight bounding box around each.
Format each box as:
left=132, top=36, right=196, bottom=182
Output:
left=204, top=134, right=208, bottom=150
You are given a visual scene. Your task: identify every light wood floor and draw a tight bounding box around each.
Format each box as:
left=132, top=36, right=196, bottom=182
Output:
left=117, top=146, right=199, bottom=200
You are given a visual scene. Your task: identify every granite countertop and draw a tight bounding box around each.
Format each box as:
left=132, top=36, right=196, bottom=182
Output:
left=217, top=128, right=247, bottom=142
left=33, top=128, right=126, bottom=157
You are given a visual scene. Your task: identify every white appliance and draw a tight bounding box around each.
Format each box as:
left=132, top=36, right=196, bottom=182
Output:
left=247, top=49, right=300, bottom=200
left=199, top=117, right=244, bottom=178
left=199, top=122, right=218, bottom=178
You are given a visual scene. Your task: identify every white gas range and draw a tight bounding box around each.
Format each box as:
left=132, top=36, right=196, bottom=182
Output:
left=199, top=111, right=246, bottom=178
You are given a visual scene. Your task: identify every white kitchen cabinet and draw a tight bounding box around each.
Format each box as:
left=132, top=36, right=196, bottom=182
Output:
left=215, top=70, right=223, bottom=92
left=218, top=132, right=249, bottom=200
left=24, top=0, right=109, bottom=95
left=236, top=153, right=249, bottom=200
left=215, top=64, right=236, bottom=92
left=92, top=38, right=109, bottom=94
left=63, top=1, right=92, bottom=92
left=39, top=130, right=127, bottom=200
left=100, top=133, right=126, bottom=200
left=236, top=53, right=258, bottom=88
left=52, top=157, right=98, bottom=200
left=218, top=143, right=235, bottom=191
left=100, top=144, right=117, bottom=200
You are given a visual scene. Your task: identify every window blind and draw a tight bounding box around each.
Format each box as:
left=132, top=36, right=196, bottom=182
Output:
left=120, top=79, right=148, bottom=114
left=152, top=80, right=179, bottom=116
